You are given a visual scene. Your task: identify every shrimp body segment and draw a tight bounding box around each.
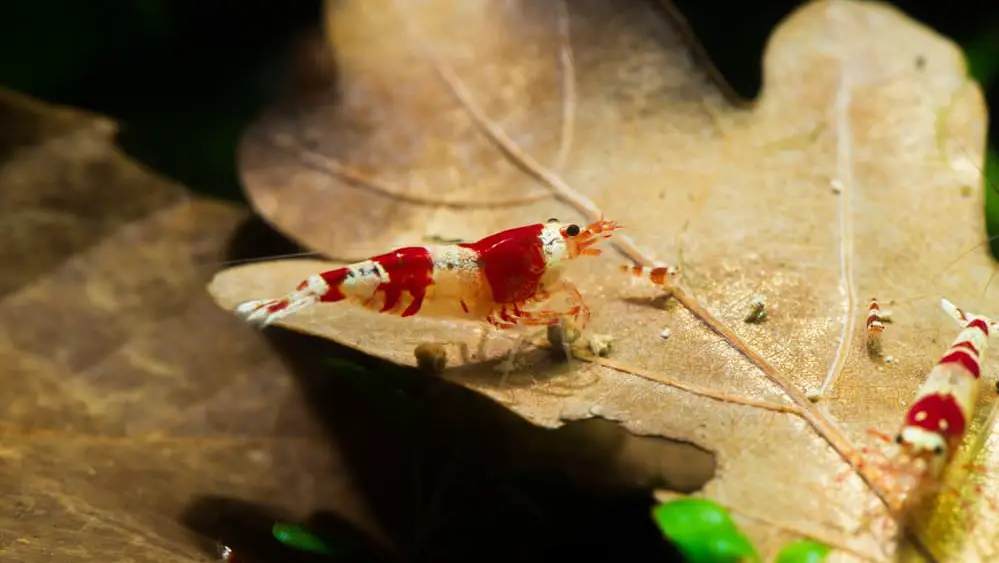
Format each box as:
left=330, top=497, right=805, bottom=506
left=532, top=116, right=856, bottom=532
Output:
left=867, top=298, right=891, bottom=335
left=234, top=219, right=620, bottom=330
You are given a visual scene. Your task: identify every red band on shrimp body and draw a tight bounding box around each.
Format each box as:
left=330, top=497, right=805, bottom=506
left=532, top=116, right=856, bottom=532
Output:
left=938, top=348, right=981, bottom=379
left=370, top=247, right=435, bottom=317
left=318, top=268, right=349, bottom=302
left=969, top=318, right=990, bottom=336
left=647, top=267, right=673, bottom=286
left=904, top=393, right=967, bottom=439
left=265, top=301, right=289, bottom=314
left=461, top=223, right=546, bottom=304
left=951, top=339, right=979, bottom=355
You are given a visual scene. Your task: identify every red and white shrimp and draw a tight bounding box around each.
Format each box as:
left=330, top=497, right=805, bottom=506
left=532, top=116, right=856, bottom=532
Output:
left=618, top=264, right=682, bottom=287
left=872, top=298, right=997, bottom=515
left=234, top=218, right=620, bottom=331
left=866, top=297, right=893, bottom=355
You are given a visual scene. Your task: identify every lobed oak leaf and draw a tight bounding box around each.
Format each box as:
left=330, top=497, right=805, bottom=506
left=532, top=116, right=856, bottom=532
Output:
left=209, top=0, right=999, bottom=560
left=0, top=89, right=380, bottom=562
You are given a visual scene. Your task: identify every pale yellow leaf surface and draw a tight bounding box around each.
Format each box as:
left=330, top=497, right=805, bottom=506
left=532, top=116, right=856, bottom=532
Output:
left=207, top=0, right=999, bottom=560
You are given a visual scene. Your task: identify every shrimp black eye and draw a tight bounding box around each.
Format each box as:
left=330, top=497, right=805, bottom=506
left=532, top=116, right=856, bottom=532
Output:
left=565, top=224, right=581, bottom=237
left=546, top=217, right=559, bottom=224
left=933, top=445, right=945, bottom=456
left=894, top=434, right=904, bottom=445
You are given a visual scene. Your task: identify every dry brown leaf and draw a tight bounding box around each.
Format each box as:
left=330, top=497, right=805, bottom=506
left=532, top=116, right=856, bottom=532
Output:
left=209, top=0, right=999, bottom=560
left=0, top=90, right=386, bottom=562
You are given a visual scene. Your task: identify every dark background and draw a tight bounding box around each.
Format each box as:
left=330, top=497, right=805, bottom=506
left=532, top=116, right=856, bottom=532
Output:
left=2, top=1, right=997, bottom=561
left=3, top=0, right=997, bottom=207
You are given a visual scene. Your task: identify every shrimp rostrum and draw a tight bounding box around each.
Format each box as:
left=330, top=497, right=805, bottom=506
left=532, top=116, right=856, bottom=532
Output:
left=234, top=218, right=620, bottom=333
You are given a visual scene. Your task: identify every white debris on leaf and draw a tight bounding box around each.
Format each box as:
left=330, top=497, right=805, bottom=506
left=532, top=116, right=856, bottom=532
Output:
left=587, top=334, right=614, bottom=357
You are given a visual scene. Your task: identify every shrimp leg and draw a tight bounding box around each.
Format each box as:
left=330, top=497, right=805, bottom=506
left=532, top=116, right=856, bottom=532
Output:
left=486, top=280, right=589, bottom=330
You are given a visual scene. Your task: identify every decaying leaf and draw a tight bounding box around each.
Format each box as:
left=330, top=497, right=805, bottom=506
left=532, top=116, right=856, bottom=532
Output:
left=0, top=90, right=386, bottom=562
left=209, top=0, right=999, bottom=560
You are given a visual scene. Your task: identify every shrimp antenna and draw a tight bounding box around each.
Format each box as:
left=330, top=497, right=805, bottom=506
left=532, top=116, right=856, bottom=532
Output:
left=216, top=250, right=327, bottom=267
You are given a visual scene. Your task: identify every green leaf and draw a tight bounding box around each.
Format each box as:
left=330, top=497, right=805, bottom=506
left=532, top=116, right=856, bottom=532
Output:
left=983, top=148, right=999, bottom=260
left=963, top=24, right=999, bottom=88
left=774, top=539, right=831, bottom=563
left=272, top=522, right=339, bottom=556
left=651, top=499, right=760, bottom=563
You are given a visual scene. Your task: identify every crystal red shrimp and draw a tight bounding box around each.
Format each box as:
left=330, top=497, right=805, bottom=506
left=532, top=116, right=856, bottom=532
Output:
left=618, top=264, right=682, bottom=287
left=866, top=297, right=892, bottom=355
left=234, top=218, right=620, bottom=330
left=869, top=298, right=997, bottom=515
left=866, top=297, right=890, bottom=336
